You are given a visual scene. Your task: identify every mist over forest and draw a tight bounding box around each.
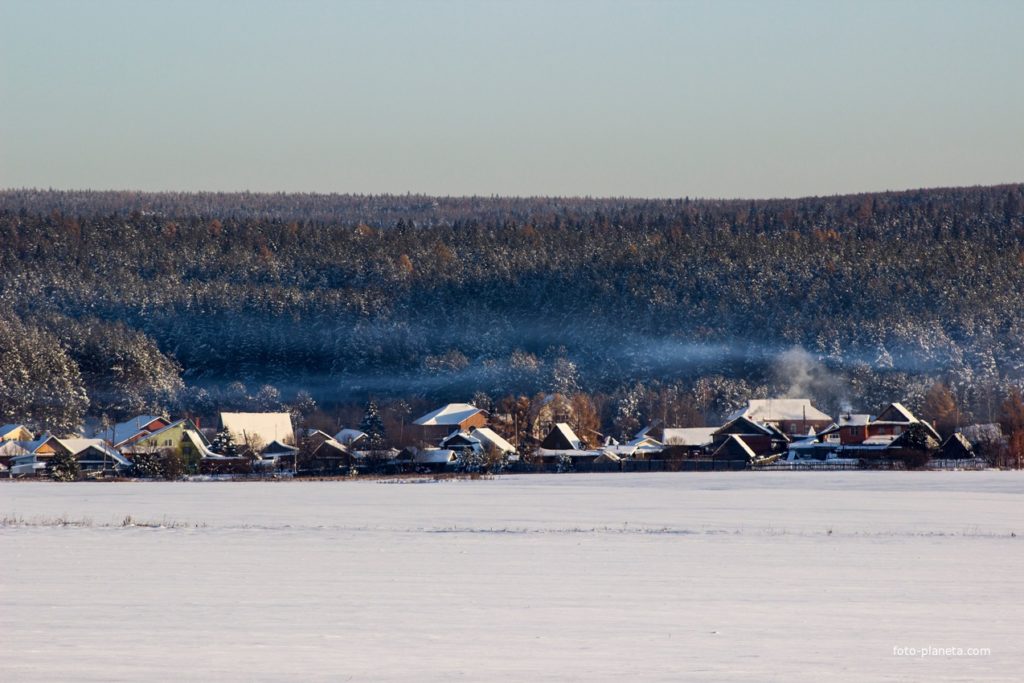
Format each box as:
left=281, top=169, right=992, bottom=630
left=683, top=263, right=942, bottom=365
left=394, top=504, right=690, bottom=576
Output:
left=2, top=184, right=1023, bottom=432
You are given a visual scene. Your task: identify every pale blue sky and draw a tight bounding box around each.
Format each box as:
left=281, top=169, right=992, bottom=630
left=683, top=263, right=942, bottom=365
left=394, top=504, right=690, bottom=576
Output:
left=1, top=0, right=1022, bottom=198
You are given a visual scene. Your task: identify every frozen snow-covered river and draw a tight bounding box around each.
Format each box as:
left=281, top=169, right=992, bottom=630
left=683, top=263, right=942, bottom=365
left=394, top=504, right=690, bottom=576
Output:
left=2, top=472, right=1022, bottom=681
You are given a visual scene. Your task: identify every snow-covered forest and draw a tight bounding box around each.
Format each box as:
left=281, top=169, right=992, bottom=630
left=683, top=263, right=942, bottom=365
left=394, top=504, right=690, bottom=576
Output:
left=1, top=184, right=1023, bottom=432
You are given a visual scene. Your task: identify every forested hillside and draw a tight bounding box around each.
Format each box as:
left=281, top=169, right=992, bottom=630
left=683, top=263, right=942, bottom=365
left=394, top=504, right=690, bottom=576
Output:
left=2, top=185, right=1023, bottom=431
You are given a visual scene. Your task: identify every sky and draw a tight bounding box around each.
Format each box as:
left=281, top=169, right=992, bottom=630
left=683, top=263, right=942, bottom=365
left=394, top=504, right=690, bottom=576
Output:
left=1, top=0, right=1022, bottom=199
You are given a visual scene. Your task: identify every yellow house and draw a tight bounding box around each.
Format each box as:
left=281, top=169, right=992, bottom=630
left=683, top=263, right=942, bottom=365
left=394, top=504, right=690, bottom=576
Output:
left=0, top=424, right=34, bottom=442
left=126, top=419, right=204, bottom=461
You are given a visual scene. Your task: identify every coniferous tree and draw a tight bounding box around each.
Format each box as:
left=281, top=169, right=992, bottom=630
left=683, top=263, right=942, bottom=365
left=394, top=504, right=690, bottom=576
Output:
left=48, top=450, right=80, bottom=482
left=211, top=429, right=238, bottom=457
left=359, top=401, right=386, bottom=451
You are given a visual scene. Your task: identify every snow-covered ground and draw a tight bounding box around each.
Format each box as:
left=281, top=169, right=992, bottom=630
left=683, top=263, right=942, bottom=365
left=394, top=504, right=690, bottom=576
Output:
left=2, top=472, right=1022, bottom=681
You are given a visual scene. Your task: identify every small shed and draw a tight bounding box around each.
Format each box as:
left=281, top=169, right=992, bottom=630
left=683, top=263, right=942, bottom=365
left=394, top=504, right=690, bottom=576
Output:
left=939, top=433, right=974, bottom=460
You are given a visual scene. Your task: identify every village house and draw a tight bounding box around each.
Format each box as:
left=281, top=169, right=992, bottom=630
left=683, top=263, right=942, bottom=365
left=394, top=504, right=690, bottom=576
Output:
left=938, top=433, right=975, bottom=460
left=440, top=426, right=517, bottom=458
left=0, top=424, right=34, bottom=442
left=59, top=438, right=132, bottom=474
left=305, top=433, right=353, bottom=473
left=786, top=402, right=942, bottom=463
left=121, top=419, right=204, bottom=462
left=0, top=433, right=61, bottom=475
left=95, top=415, right=172, bottom=450
left=333, top=428, right=367, bottom=447
left=867, top=403, right=940, bottom=441
left=412, top=403, right=487, bottom=443
left=535, top=423, right=602, bottom=465
left=710, top=416, right=789, bottom=457
left=728, top=399, right=832, bottom=438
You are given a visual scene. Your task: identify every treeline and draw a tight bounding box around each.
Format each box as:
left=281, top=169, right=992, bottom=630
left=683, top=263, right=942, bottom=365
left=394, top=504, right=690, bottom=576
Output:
left=1, top=184, right=1023, bottom=431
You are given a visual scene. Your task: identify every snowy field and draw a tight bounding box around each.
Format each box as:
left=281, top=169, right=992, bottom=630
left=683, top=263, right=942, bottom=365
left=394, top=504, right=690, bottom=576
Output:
left=2, top=472, right=1022, bottom=682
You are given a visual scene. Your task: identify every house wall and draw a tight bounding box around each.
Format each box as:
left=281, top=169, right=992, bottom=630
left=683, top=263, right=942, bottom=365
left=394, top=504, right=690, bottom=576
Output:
left=868, top=424, right=905, bottom=438
left=133, top=423, right=189, bottom=456
left=0, top=427, right=33, bottom=441
left=839, top=426, right=868, bottom=445
left=769, top=419, right=833, bottom=437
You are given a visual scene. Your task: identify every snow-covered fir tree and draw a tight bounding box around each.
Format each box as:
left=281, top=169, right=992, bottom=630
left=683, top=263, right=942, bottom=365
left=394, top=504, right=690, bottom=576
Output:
left=359, top=401, right=386, bottom=451
left=211, top=429, right=238, bottom=457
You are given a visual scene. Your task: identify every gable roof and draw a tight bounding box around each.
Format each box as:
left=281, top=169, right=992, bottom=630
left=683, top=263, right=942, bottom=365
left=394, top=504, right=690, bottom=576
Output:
left=125, top=419, right=198, bottom=449
left=413, top=403, right=483, bottom=426
left=441, top=431, right=481, bottom=447
left=875, top=402, right=917, bottom=423
left=470, top=427, right=516, bottom=453
left=334, top=428, right=367, bottom=445
left=540, top=423, right=583, bottom=451
left=872, top=403, right=940, bottom=440
left=712, top=434, right=757, bottom=461
left=0, top=440, right=32, bottom=457
left=412, top=448, right=457, bottom=464
left=220, top=412, right=294, bottom=447
left=713, top=416, right=774, bottom=438
left=57, top=438, right=131, bottom=466
left=939, top=433, right=974, bottom=458
left=0, top=424, right=33, bottom=441
left=728, top=399, right=832, bottom=424
left=16, top=433, right=65, bottom=455
left=261, top=439, right=299, bottom=458
left=182, top=429, right=226, bottom=459
left=99, top=415, right=170, bottom=447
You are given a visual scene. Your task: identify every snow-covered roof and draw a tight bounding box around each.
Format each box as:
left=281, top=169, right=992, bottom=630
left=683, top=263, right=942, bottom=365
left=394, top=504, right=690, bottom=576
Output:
left=543, top=422, right=583, bottom=450
left=469, top=427, right=516, bottom=454
left=661, top=427, right=716, bottom=446
left=412, top=448, right=457, bottom=464
left=57, top=438, right=131, bottom=466
left=183, top=430, right=223, bottom=458
left=0, top=424, right=32, bottom=440
left=633, top=424, right=655, bottom=439
left=874, top=402, right=917, bottom=423
left=715, top=434, right=757, bottom=460
left=728, top=399, right=832, bottom=424
left=16, top=434, right=59, bottom=454
left=220, top=412, right=294, bottom=448
left=351, top=448, right=400, bottom=461
left=123, top=419, right=194, bottom=449
left=837, top=413, right=873, bottom=427
left=261, top=439, right=299, bottom=458
left=787, top=436, right=820, bottom=451
left=334, top=428, right=367, bottom=445
left=413, top=403, right=483, bottom=426
left=100, top=415, right=167, bottom=446
left=0, top=440, right=32, bottom=457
